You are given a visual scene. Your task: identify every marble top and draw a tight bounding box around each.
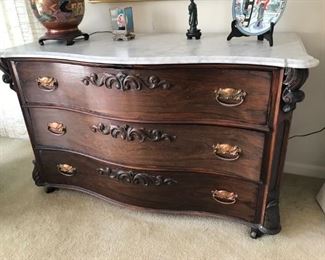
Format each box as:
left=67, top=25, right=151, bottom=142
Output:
left=1, top=33, right=319, bottom=68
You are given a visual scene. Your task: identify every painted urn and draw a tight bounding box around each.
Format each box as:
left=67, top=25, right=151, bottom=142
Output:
left=30, top=0, right=89, bottom=45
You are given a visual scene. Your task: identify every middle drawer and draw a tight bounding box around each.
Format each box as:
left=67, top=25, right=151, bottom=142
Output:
left=29, top=108, right=265, bottom=182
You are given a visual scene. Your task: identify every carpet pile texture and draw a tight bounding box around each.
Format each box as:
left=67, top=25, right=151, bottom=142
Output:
left=0, top=137, right=324, bottom=260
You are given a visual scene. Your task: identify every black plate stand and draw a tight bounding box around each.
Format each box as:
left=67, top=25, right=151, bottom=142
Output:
left=227, top=20, right=275, bottom=47
left=257, top=22, right=275, bottom=46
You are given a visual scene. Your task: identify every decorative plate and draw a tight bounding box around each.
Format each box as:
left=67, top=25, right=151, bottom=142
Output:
left=232, top=0, right=287, bottom=36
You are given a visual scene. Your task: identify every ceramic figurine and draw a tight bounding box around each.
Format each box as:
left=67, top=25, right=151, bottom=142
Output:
left=186, top=0, right=201, bottom=40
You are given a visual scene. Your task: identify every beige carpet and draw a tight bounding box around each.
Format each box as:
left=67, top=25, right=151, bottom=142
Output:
left=0, top=137, right=324, bottom=260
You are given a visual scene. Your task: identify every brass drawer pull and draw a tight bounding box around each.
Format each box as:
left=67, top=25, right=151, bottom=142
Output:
left=57, top=164, right=76, bottom=176
left=211, top=190, right=238, bottom=205
left=48, top=122, right=66, bottom=136
left=215, top=88, right=247, bottom=107
left=37, top=76, right=58, bottom=91
left=213, top=143, right=242, bottom=161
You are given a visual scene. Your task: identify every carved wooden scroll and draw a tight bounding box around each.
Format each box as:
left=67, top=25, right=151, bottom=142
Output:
left=97, top=167, right=177, bottom=187
left=0, top=58, right=14, bottom=90
left=91, top=122, right=176, bottom=143
left=81, top=72, right=172, bottom=91
left=282, top=68, right=309, bottom=113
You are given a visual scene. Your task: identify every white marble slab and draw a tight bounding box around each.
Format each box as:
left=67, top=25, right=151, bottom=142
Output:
left=1, top=33, right=319, bottom=68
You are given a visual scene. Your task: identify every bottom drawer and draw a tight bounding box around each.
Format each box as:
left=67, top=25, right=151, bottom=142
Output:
left=36, top=149, right=261, bottom=223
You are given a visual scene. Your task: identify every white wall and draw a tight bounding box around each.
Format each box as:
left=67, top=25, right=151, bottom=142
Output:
left=1, top=0, right=324, bottom=178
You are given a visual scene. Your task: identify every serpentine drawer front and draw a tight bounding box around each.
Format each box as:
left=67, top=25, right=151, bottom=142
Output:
left=14, top=61, right=272, bottom=125
left=1, top=33, right=317, bottom=238
left=29, top=107, right=265, bottom=182
left=36, top=149, right=261, bottom=223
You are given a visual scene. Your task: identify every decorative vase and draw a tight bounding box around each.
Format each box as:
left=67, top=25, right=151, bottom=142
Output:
left=30, top=0, right=89, bottom=45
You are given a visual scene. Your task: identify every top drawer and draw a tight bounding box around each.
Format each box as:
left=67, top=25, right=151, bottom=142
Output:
left=13, top=61, right=274, bottom=125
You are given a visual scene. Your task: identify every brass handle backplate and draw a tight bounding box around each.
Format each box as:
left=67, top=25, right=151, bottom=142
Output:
left=215, top=88, right=247, bottom=107
left=37, top=76, right=58, bottom=91
left=213, top=143, right=242, bottom=161
left=57, top=164, right=76, bottom=176
left=48, top=122, right=66, bottom=136
left=211, top=190, right=238, bottom=205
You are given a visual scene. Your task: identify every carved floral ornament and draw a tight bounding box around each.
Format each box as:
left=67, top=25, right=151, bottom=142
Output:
left=91, top=122, right=176, bottom=143
left=81, top=72, right=172, bottom=91
left=97, top=167, right=178, bottom=187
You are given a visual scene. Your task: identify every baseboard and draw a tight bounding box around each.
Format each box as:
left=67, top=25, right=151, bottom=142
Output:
left=284, top=161, right=325, bottom=179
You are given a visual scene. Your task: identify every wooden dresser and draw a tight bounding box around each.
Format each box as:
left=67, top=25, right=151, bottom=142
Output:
left=0, top=33, right=318, bottom=238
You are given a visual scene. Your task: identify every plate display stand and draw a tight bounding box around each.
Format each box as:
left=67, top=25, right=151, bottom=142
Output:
left=227, top=20, right=275, bottom=47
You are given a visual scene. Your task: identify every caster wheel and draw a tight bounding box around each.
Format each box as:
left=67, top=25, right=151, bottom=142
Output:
left=250, top=228, right=262, bottom=239
left=45, top=187, right=58, bottom=194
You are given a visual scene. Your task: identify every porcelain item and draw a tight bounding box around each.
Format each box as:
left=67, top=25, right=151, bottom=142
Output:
left=30, top=0, right=88, bottom=45
left=232, top=0, right=287, bottom=35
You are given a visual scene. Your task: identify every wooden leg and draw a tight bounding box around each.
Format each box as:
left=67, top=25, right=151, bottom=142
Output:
left=258, top=199, right=282, bottom=235
left=250, top=199, right=281, bottom=239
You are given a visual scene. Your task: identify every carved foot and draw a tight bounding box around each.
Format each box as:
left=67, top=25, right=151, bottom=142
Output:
left=45, top=187, right=59, bottom=193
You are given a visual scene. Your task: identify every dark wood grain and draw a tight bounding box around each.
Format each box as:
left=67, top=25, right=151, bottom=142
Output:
left=257, top=68, right=309, bottom=235
left=2, top=56, right=309, bottom=237
left=36, top=148, right=260, bottom=223
left=14, top=60, right=273, bottom=125
left=249, top=68, right=309, bottom=238
left=29, top=107, right=265, bottom=182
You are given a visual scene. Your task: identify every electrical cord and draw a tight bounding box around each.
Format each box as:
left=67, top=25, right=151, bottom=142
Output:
left=289, top=126, right=325, bottom=140
left=88, top=31, right=113, bottom=36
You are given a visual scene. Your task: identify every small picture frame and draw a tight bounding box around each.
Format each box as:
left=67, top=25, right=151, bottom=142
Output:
left=110, top=7, right=135, bottom=41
